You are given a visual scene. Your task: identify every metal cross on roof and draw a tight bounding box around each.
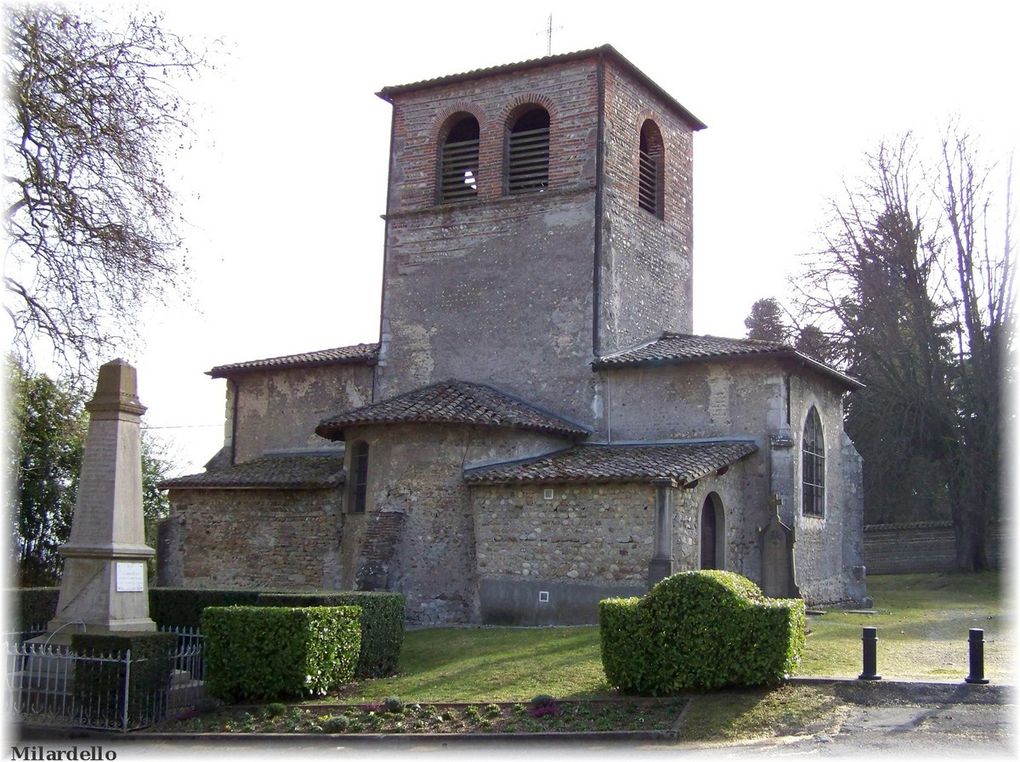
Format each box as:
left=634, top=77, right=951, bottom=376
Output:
left=536, top=13, right=564, bottom=55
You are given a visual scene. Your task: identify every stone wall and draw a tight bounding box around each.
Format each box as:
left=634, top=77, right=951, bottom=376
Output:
left=787, top=374, right=868, bottom=605
left=468, top=453, right=768, bottom=625
left=228, top=364, right=374, bottom=463
left=167, top=488, right=343, bottom=590
left=472, top=483, right=656, bottom=585
left=342, top=423, right=572, bottom=625
left=470, top=482, right=654, bottom=624
left=376, top=191, right=599, bottom=425
left=863, top=522, right=1004, bottom=574
left=376, top=52, right=701, bottom=429
left=377, top=55, right=601, bottom=424
left=601, top=359, right=785, bottom=442
left=599, top=56, right=695, bottom=354
left=671, top=456, right=772, bottom=582
left=384, top=57, right=600, bottom=212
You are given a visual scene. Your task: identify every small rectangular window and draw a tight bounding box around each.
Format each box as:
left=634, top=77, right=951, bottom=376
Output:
left=349, top=441, right=369, bottom=514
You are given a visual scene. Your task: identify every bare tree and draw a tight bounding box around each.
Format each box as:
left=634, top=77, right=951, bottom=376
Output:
left=4, top=5, right=206, bottom=374
left=939, top=129, right=1014, bottom=568
left=793, top=131, right=1014, bottom=567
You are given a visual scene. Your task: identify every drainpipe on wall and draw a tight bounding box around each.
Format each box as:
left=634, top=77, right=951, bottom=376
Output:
left=228, top=378, right=239, bottom=466
left=648, top=478, right=675, bottom=587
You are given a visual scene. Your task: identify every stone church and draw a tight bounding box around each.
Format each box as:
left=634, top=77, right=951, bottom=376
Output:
left=160, top=45, right=869, bottom=625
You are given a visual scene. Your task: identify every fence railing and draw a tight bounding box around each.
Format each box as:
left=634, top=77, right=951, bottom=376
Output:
left=4, top=625, right=204, bottom=732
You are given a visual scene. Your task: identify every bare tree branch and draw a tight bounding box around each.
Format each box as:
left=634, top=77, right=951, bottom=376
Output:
left=3, top=5, right=210, bottom=376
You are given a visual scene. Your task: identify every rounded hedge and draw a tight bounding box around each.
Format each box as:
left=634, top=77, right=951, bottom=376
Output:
left=600, top=570, right=805, bottom=694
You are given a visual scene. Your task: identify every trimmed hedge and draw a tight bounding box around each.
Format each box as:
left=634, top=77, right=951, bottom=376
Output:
left=201, top=606, right=361, bottom=702
left=256, top=592, right=404, bottom=678
left=7, top=587, right=60, bottom=630
left=600, top=570, right=805, bottom=694
left=71, top=632, right=177, bottom=729
left=148, top=588, right=263, bottom=629
left=10, top=586, right=406, bottom=678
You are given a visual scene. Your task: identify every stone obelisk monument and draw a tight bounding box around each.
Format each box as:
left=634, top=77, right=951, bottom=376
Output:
left=42, top=359, right=156, bottom=643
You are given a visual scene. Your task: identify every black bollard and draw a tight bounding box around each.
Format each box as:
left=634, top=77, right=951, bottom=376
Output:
left=858, top=626, right=881, bottom=680
left=965, top=628, right=990, bottom=684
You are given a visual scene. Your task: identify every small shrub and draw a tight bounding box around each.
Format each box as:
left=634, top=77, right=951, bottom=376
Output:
left=265, top=702, right=287, bottom=718
left=529, top=701, right=560, bottom=719
left=529, top=694, right=556, bottom=708
left=484, top=703, right=502, bottom=718
left=194, top=697, right=225, bottom=714
left=383, top=696, right=404, bottom=714
left=202, top=605, right=361, bottom=702
left=323, top=715, right=350, bottom=733
left=600, top=570, right=805, bottom=694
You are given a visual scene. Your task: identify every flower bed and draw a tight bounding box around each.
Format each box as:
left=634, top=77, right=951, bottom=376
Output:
left=160, top=697, right=687, bottom=735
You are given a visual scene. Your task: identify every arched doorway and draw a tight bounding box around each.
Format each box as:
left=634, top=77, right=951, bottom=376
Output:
left=700, top=494, right=725, bottom=570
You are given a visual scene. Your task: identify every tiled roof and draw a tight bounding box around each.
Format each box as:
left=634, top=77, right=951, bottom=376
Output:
left=463, top=440, right=758, bottom=486
left=376, top=44, right=706, bottom=131
left=594, top=333, right=863, bottom=390
left=159, top=453, right=345, bottom=490
left=316, top=380, right=590, bottom=441
left=208, top=343, right=379, bottom=378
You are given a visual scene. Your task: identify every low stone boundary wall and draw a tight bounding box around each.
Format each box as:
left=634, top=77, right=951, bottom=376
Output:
left=863, top=521, right=1003, bottom=574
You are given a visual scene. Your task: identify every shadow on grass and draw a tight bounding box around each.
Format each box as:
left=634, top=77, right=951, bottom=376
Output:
left=344, top=626, right=609, bottom=701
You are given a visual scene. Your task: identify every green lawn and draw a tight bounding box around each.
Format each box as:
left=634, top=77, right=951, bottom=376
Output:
left=327, top=572, right=1009, bottom=704
left=799, top=572, right=1011, bottom=680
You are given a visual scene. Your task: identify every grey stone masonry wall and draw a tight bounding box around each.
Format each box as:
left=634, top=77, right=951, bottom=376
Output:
left=670, top=456, right=772, bottom=582
left=376, top=54, right=603, bottom=425
left=342, top=423, right=571, bottom=625
left=601, top=359, right=785, bottom=442
left=470, top=482, right=655, bottom=624
left=471, top=483, right=657, bottom=585
left=864, top=521, right=1004, bottom=574
left=169, top=488, right=343, bottom=590
left=469, top=456, right=768, bottom=624
left=228, top=364, right=374, bottom=463
left=598, top=57, right=695, bottom=354
left=787, top=374, right=867, bottom=604
left=376, top=192, right=599, bottom=426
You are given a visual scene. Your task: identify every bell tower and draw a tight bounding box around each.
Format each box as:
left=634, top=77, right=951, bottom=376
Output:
left=374, top=45, right=704, bottom=428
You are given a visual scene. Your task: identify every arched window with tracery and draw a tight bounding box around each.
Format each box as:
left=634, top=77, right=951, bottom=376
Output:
left=506, top=106, right=549, bottom=194
left=638, top=119, right=664, bottom=218
left=439, top=114, right=480, bottom=203
left=802, top=407, right=825, bottom=517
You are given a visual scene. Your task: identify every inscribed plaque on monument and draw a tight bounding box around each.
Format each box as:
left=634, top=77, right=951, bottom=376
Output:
left=115, top=562, right=145, bottom=592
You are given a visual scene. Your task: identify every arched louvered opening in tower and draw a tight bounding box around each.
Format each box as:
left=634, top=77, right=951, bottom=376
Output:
left=507, top=106, right=550, bottom=194
left=440, top=115, right=480, bottom=203
left=639, top=119, right=664, bottom=218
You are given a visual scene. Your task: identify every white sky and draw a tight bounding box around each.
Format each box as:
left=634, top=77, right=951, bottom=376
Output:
left=40, top=0, right=1020, bottom=475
